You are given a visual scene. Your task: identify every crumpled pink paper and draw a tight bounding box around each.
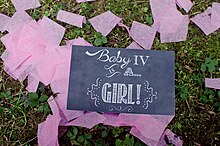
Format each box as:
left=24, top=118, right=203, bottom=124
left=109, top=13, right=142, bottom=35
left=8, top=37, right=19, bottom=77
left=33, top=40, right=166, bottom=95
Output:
left=89, top=11, right=122, bottom=36
left=205, top=78, right=220, bottom=90
left=57, top=10, right=86, bottom=28
left=191, top=7, right=219, bottom=35
left=11, top=0, right=41, bottom=11
left=0, top=3, right=183, bottom=146
left=130, top=21, right=156, bottom=50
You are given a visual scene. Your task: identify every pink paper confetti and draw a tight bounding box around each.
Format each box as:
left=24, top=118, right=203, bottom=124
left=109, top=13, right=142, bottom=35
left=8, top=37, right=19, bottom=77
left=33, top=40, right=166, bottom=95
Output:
left=130, top=127, right=159, bottom=146
left=126, top=41, right=143, bottom=50
left=63, top=112, right=106, bottom=128
left=116, top=114, right=169, bottom=141
left=31, top=47, right=62, bottom=86
left=102, top=113, right=120, bottom=127
left=191, top=7, right=219, bottom=35
left=150, top=0, right=177, bottom=31
left=0, top=13, right=10, bottom=32
left=57, top=10, right=86, bottom=28
left=205, top=78, right=220, bottom=90
left=89, top=11, right=122, bottom=36
left=1, top=49, right=31, bottom=71
left=130, top=127, right=183, bottom=146
left=158, top=129, right=183, bottom=146
left=38, top=114, right=61, bottom=146
left=11, top=0, right=41, bottom=11
left=3, top=65, right=17, bottom=80
left=211, top=2, right=220, bottom=27
left=38, top=16, right=66, bottom=46
left=176, top=0, right=194, bottom=13
left=66, top=37, right=93, bottom=47
left=4, top=11, right=32, bottom=32
left=130, top=21, right=156, bottom=50
left=160, top=14, right=189, bottom=43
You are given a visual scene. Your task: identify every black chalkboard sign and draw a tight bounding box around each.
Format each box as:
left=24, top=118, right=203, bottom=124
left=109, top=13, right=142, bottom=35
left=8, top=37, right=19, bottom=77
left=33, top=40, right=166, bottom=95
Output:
left=67, top=46, right=175, bottom=115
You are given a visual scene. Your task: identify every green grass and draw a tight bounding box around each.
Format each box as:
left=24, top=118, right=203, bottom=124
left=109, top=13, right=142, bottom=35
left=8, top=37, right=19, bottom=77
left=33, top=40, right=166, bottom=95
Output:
left=0, top=0, right=220, bottom=145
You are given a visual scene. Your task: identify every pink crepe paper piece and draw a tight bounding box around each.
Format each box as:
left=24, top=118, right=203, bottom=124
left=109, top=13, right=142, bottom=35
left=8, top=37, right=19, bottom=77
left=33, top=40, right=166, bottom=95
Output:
left=38, top=114, right=61, bottom=146
left=211, top=2, right=220, bottom=27
left=0, top=13, right=10, bottom=32
left=150, top=0, right=190, bottom=43
left=4, top=11, right=32, bottom=32
left=176, top=0, right=194, bottom=13
left=3, top=65, right=17, bottom=80
left=89, top=11, right=122, bottom=36
left=158, top=129, right=183, bottom=146
left=126, top=41, right=143, bottom=50
left=130, top=127, right=159, bottom=146
left=102, top=113, right=120, bottom=127
left=31, top=47, right=62, bottom=86
left=1, top=49, right=31, bottom=71
left=62, top=112, right=106, bottom=129
left=50, top=66, right=85, bottom=122
left=11, top=0, right=41, bottom=11
left=48, top=96, right=60, bottom=117
left=130, top=128, right=183, bottom=146
left=130, top=21, right=156, bottom=50
left=158, top=10, right=184, bottom=34
left=151, top=115, right=174, bottom=126
left=57, top=10, right=86, bottom=28
left=48, top=94, right=84, bottom=124
left=38, top=16, right=66, bottom=46
left=50, top=64, right=70, bottom=94
left=191, top=7, right=219, bottom=35
left=26, top=75, right=39, bottom=92
left=205, top=78, right=220, bottom=90
left=150, top=0, right=177, bottom=31
left=160, top=14, right=189, bottom=43
left=76, top=0, right=96, bottom=3
left=66, top=37, right=93, bottom=47
left=116, top=114, right=169, bottom=142
left=4, top=63, right=33, bottom=81
left=150, top=0, right=176, bottom=20
left=49, top=38, right=93, bottom=122
left=118, top=22, right=130, bottom=35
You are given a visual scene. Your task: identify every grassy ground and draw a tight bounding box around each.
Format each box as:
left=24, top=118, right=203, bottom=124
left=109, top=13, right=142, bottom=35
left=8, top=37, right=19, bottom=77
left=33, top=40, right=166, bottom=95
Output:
left=0, top=0, right=220, bottom=145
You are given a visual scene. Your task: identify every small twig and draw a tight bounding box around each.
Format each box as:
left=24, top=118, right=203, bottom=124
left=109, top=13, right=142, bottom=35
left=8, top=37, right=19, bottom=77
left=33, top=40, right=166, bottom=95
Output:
left=185, top=99, right=191, bottom=112
left=21, top=136, right=37, bottom=146
left=9, top=121, right=15, bottom=142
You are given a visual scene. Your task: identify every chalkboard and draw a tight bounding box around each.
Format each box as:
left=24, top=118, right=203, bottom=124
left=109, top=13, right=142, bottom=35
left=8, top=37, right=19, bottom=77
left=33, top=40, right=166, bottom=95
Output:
left=67, top=46, right=175, bottom=115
